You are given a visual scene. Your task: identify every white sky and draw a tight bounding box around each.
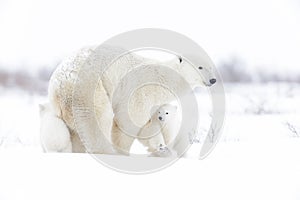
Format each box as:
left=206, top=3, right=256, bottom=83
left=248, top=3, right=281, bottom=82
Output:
left=0, top=0, right=299, bottom=73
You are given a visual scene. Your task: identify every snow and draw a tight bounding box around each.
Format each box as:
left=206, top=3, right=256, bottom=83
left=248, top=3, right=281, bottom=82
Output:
left=0, top=141, right=299, bottom=200
left=0, top=87, right=44, bottom=149
left=0, top=83, right=300, bottom=200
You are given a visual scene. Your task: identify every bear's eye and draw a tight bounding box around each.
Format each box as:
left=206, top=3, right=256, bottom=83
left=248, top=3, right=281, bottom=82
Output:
left=166, top=112, right=168, bottom=115
left=158, top=112, right=160, bottom=114
left=198, top=66, right=203, bottom=70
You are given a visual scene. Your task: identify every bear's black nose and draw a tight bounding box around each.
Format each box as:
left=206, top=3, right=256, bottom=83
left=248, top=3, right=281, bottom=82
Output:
left=210, top=78, right=216, bottom=84
left=158, top=116, right=162, bottom=121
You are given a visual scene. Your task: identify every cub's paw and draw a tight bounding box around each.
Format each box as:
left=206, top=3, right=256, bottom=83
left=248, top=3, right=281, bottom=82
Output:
left=149, top=144, right=173, bottom=157
left=158, top=144, right=168, bottom=152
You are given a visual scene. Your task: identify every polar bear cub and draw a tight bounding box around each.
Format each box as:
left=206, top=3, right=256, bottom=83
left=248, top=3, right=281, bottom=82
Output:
left=39, top=103, right=72, bottom=152
left=137, top=104, right=179, bottom=155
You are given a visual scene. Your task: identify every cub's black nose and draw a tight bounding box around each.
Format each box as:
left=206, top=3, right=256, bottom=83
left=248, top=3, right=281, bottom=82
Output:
left=209, top=78, right=216, bottom=84
left=158, top=116, right=162, bottom=121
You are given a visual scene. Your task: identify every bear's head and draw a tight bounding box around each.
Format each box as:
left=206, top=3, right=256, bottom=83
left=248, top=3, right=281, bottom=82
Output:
left=165, top=55, right=217, bottom=88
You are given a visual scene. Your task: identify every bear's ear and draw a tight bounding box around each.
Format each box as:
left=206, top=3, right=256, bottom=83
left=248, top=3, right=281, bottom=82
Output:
left=174, top=55, right=183, bottom=64
left=178, top=56, right=183, bottom=64
left=165, top=55, right=183, bottom=65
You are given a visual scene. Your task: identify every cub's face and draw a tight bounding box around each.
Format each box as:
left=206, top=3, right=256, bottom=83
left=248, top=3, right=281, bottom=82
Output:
left=151, top=104, right=177, bottom=123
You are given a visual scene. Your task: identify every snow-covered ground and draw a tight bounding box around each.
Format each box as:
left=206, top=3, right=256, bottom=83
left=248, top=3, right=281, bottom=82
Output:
left=0, top=83, right=300, bottom=200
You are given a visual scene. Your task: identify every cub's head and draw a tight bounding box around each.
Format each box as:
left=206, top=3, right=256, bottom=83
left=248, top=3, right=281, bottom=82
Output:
left=151, top=104, right=177, bottom=123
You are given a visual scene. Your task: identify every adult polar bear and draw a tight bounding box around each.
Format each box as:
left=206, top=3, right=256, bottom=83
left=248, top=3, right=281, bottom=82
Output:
left=48, top=45, right=216, bottom=154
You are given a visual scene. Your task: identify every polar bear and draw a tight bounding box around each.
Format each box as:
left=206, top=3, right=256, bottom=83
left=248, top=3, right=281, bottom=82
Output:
left=137, top=104, right=179, bottom=154
left=39, top=103, right=72, bottom=152
left=48, top=45, right=216, bottom=155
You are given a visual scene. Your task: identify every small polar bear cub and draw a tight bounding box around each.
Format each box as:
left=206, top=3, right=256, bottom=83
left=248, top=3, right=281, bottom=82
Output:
left=39, top=103, right=72, bottom=153
left=137, top=104, right=179, bottom=155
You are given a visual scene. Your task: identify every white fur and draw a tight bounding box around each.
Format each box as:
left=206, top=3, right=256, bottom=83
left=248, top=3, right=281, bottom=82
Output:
left=48, top=46, right=215, bottom=155
left=39, top=103, right=72, bottom=153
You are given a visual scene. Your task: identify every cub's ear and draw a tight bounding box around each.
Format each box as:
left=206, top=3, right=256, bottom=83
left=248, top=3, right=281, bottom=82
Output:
left=150, top=105, right=160, bottom=116
left=172, top=105, right=177, bottom=111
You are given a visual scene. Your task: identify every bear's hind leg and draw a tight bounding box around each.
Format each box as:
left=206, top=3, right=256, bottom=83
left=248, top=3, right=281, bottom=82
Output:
left=111, top=121, right=135, bottom=155
left=60, top=139, right=72, bottom=153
